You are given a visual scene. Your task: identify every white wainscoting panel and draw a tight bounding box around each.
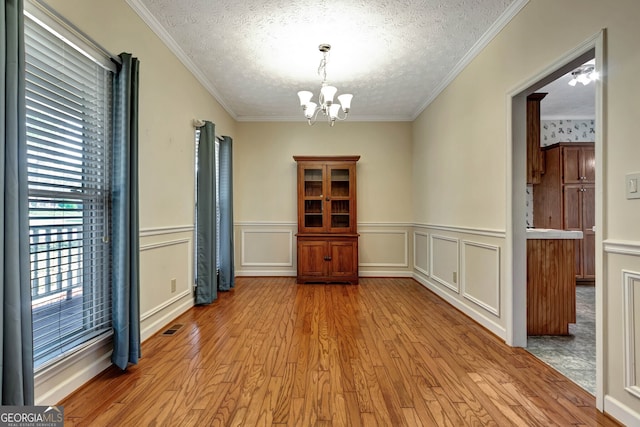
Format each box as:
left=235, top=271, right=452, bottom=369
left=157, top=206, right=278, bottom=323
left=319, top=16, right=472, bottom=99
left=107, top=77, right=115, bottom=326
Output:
left=140, top=238, right=192, bottom=317
left=241, top=229, right=293, bottom=267
left=412, top=225, right=506, bottom=342
left=359, top=229, right=408, bottom=267
left=430, top=235, right=460, bottom=293
left=414, top=231, right=429, bottom=276
left=623, top=270, right=640, bottom=399
left=462, top=241, right=500, bottom=316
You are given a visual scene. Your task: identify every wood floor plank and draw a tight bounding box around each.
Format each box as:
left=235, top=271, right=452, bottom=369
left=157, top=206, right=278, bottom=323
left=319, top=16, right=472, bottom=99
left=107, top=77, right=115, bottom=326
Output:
left=350, top=358, right=374, bottom=413
left=252, top=376, right=281, bottom=427
left=59, top=277, right=622, bottom=426
left=271, top=363, right=295, bottom=424
left=342, top=391, right=363, bottom=427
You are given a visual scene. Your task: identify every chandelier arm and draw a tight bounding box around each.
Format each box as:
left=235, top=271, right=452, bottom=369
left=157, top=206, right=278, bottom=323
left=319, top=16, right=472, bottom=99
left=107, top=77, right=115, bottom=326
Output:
left=334, top=110, right=349, bottom=121
left=306, top=105, right=324, bottom=126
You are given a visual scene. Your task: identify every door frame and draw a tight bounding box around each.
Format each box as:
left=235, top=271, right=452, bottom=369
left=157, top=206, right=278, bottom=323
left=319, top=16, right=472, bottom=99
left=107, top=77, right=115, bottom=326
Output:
left=505, top=30, right=605, bottom=408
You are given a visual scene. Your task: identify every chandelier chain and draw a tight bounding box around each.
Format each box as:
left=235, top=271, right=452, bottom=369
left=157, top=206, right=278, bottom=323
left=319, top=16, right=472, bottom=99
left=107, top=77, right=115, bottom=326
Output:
left=318, top=52, right=328, bottom=83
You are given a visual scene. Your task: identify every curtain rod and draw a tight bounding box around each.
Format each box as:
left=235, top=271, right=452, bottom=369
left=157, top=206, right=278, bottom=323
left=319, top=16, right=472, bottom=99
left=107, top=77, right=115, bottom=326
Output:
left=192, top=119, right=223, bottom=140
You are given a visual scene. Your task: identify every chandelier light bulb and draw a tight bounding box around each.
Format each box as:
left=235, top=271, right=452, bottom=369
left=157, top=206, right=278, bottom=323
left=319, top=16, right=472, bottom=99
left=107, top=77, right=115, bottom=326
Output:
left=320, top=85, right=337, bottom=105
left=297, top=90, right=313, bottom=106
left=329, top=103, right=341, bottom=119
left=338, top=93, right=353, bottom=112
left=304, top=102, right=317, bottom=118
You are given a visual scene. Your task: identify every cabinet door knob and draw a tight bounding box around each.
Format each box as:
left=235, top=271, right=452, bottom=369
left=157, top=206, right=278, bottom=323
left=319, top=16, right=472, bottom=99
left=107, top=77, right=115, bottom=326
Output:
left=326, top=197, right=330, bottom=201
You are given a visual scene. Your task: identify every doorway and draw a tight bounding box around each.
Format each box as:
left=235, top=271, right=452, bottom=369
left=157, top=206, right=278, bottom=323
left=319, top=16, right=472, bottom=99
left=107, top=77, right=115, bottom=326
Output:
left=525, top=58, right=597, bottom=394
left=508, top=31, right=604, bottom=407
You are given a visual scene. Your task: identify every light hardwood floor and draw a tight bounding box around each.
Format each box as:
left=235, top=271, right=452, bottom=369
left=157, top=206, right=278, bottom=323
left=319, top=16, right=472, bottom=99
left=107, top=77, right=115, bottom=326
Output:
left=60, top=277, right=621, bottom=426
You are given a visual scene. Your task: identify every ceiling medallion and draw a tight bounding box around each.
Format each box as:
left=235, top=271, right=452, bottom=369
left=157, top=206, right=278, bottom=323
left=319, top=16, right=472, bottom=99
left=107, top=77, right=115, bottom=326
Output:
left=297, top=44, right=353, bottom=126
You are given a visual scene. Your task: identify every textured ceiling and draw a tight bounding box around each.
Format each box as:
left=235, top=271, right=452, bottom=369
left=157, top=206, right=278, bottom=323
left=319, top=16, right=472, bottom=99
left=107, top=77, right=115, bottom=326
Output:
left=130, top=0, right=529, bottom=121
left=539, top=60, right=596, bottom=120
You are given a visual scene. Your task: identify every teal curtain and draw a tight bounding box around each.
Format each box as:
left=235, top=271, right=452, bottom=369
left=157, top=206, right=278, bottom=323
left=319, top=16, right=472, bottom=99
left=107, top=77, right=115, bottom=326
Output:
left=1, top=0, right=34, bottom=404
left=195, top=122, right=217, bottom=304
left=218, top=136, right=234, bottom=291
left=111, top=53, right=141, bottom=370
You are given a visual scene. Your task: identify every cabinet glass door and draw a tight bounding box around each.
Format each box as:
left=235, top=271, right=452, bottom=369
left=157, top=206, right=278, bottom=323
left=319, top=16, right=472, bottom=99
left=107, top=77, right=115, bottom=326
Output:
left=330, top=168, right=351, bottom=229
left=303, top=168, right=324, bottom=229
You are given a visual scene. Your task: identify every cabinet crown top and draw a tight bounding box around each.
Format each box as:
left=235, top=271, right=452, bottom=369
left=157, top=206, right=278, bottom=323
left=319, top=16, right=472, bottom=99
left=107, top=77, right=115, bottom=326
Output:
left=293, top=155, right=360, bottom=162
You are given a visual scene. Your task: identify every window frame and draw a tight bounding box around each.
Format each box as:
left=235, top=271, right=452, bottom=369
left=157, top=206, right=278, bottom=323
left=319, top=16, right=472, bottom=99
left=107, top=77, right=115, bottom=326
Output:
left=24, top=0, right=118, bottom=371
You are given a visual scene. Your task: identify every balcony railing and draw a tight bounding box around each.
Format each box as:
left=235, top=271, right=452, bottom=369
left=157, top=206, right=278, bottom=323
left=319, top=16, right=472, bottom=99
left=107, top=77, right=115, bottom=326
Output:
left=30, top=225, right=83, bottom=305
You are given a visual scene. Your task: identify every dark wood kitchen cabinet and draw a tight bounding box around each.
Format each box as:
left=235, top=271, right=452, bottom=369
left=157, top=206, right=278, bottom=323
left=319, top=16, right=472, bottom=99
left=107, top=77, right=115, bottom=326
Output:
left=526, top=93, right=547, bottom=184
left=564, top=183, right=595, bottom=280
left=533, top=142, right=595, bottom=280
left=527, top=237, right=577, bottom=335
left=294, top=156, right=360, bottom=284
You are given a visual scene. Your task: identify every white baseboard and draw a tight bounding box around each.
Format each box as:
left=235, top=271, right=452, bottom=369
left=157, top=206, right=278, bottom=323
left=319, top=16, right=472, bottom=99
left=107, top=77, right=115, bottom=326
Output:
left=412, top=272, right=506, bottom=339
left=604, top=394, right=640, bottom=426
left=235, top=270, right=414, bottom=279
left=35, top=337, right=113, bottom=405
left=235, top=270, right=297, bottom=277
left=359, top=271, right=414, bottom=278
left=141, top=293, right=194, bottom=341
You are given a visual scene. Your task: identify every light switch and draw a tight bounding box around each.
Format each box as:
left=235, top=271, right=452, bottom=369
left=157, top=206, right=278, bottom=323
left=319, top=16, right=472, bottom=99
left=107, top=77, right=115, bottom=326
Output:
left=626, top=173, right=640, bottom=199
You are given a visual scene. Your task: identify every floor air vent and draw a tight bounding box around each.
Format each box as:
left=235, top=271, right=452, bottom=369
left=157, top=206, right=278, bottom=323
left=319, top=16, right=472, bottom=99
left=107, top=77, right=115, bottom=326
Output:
left=162, top=324, right=184, bottom=336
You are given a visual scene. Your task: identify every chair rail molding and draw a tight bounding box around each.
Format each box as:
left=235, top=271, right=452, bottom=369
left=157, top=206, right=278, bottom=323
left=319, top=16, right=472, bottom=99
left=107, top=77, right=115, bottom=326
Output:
left=414, top=222, right=506, bottom=239
left=604, top=240, right=640, bottom=256
left=140, top=225, right=194, bottom=237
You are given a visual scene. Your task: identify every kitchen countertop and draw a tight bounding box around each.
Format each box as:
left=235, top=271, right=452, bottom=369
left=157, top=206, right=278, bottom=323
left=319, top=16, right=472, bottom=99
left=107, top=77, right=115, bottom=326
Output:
left=526, top=228, right=583, bottom=239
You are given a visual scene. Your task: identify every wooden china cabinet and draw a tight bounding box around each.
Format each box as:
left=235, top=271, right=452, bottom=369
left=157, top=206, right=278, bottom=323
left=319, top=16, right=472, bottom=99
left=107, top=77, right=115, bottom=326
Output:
left=294, top=156, right=360, bottom=284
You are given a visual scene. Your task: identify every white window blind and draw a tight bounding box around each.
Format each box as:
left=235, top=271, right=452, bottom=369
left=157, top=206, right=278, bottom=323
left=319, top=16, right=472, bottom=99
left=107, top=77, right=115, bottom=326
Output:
left=24, top=9, right=115, bottom=368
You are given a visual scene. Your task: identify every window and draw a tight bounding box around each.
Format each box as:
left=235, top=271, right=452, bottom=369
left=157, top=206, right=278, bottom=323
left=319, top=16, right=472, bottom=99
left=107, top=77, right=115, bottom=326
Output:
left=24, top=5, right=116, bottom=368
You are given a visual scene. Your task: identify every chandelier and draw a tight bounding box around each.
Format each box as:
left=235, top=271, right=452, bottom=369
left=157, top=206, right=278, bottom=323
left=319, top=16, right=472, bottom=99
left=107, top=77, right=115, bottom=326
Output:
left=297, top=44, right=353, bottom=126
left=568, top=64, right=598, bottom=86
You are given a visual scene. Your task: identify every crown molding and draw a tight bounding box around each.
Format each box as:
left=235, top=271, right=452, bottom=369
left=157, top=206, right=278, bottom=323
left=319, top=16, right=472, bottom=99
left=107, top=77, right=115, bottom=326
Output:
left=411, top=0, right=530, bottom=121
left=125, top=0, right=238, bottom=120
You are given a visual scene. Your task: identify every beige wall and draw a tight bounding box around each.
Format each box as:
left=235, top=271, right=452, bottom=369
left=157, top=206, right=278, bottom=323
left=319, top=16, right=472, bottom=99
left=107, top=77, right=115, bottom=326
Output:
left=35, top=0, right=235, bottom=404
left=234, top=121, right=413, bottom=223
left=412, top=0, right=640, bottom=421
left=234, top=121, right=414, bottom=278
